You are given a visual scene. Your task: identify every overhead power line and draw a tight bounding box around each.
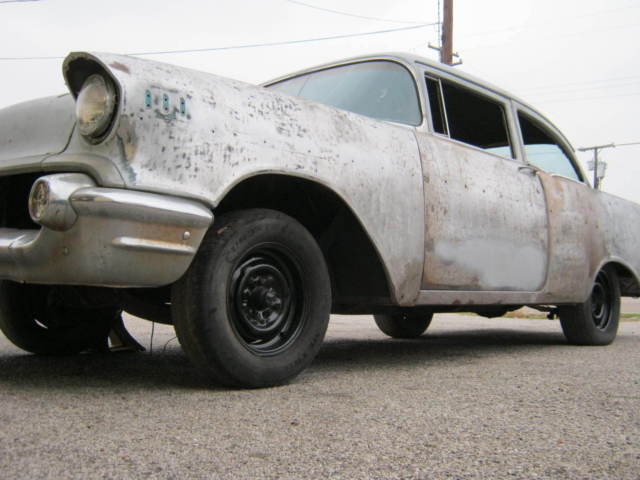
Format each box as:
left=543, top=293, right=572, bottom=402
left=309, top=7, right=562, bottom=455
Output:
left=0, top=54, right=63, bottom=60
left=0, top=23, right=437, bottom=61
left=285, top=0, right=426, bottom=25
left=461, top=3, right=640, bottom=39
left=127, top=23, right=438, bottom=55
left=524, top=80, right=640, bottom=98
left=464, top=21, right=640, bottom=53
left=536, top=91, right=640, bottom=105
left=519, top=74, right=640, bottom=93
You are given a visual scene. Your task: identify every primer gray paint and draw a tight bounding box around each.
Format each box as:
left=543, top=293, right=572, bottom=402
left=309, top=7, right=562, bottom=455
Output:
left=2, top=51, right=640, bottom=308
left=59, top=52, right=426, bottom=305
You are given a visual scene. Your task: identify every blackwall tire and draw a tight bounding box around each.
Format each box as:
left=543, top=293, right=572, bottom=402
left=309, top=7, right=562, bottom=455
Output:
left=172, top=209, right=331, bottom=388
left=0, top=281, right=118, bottom=355
left=374, top=310, right=433, bottom=339
left=559, top=266, right=620, bottom=346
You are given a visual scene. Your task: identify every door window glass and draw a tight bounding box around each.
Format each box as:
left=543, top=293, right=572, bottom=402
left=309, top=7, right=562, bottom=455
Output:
left=518, top=113, right=581, bottom=181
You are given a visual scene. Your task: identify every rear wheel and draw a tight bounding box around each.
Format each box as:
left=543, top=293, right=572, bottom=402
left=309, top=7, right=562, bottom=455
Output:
left=559, top=266, right=620, bottom=346
left=374, top=310, right=433, bottom=339
left=0, top=282, right=118, bottom=354
left=172, top=209, right=331, bottom=388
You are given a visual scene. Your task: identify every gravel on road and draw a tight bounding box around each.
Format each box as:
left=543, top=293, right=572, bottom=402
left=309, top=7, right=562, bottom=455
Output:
left=0, top=314, right=638, bottom=479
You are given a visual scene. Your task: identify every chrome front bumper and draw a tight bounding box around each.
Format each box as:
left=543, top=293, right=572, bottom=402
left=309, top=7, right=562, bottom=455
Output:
left=0, top=173, right=213, bottom=287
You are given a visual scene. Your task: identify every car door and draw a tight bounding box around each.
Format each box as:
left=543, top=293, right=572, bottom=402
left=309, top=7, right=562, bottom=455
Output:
left=416, top=73, right=550, bottom=292
left=513, top=105, right=596, bottom=302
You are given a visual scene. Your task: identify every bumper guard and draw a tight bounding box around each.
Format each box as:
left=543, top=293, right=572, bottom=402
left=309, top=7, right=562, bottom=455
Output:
left=0, top=173, right=213, bottom=287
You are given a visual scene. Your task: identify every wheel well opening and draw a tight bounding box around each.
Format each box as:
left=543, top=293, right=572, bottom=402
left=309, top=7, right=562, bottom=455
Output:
left=216, top=175, right=392, bottom=309
left=607, top=262, right=640, bottom=297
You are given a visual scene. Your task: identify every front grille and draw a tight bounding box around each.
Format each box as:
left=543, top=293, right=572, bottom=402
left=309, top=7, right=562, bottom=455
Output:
left=0, top=173, right=41, bottom=229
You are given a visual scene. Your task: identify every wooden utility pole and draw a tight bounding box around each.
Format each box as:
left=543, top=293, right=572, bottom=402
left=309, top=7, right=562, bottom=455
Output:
left=430, top=0, right=460, bottom=65
left=578, top=141, right=640, bottom=189
left=578, top=143, right=615, bottom=189
left=441, top=0, right=454, bottom=65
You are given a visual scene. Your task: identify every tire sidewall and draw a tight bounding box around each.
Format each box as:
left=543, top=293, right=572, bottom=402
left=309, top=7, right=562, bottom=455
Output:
left=559, top=265, right=621, bottom=346
left=374, top=310, right=433, bottom=338
left=174, top=209, right=331, bottom=387
left=0, top=281, right=116, bottom=355
left=582, top=267, right=621, bottom=344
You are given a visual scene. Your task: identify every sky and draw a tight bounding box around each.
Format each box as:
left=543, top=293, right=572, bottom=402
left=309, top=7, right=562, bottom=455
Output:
left=0, top=0, right=639, bottom=202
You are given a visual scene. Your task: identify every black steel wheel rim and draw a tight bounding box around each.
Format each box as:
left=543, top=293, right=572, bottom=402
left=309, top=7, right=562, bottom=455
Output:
left=229, top=244, right=304, bottom=355
left=590, top=271, right=612, bottom=330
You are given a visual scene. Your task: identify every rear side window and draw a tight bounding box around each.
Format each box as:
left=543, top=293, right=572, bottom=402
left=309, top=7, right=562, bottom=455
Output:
left=267, top=61, right=422, bottom=126
left=425, top=76, right=513, bottom=158
left=518, top=113, right=581, bottom=182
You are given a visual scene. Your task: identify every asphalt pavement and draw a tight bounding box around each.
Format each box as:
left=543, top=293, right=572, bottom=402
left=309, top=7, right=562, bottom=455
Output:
left=0, top=313, right=638, bottom=479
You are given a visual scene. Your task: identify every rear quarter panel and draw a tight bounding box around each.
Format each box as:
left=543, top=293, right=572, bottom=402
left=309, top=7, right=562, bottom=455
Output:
left=539, top=172, right=640, bottom=302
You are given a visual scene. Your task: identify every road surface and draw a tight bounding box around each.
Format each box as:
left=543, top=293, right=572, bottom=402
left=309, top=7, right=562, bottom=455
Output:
left=0, top=314, right=638, bottom=479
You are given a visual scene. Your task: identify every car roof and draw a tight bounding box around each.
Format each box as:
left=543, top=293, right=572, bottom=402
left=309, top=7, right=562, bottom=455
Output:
left=262, top=52, right=574, bottom=151
left=264, top=52, right=507, bottom=97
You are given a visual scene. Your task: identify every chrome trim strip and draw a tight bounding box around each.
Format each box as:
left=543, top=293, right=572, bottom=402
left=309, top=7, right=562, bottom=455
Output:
left=112, top=236, right=196, bottom=256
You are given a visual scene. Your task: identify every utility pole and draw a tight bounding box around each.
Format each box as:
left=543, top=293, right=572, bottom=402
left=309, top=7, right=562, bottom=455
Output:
left=441, top=0, right=454, bottom=65
left=578, top=143, right=615, bottom=189
left=578, top=141, right=640, bottom=189
left=429, top=0, right=461, bottom=66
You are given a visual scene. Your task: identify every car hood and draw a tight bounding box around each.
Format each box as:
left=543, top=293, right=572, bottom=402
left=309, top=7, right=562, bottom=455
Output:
left=0, top=93, right=76, bottom=173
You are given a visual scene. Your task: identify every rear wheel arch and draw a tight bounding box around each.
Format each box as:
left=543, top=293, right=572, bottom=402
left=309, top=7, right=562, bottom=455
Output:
left=584, top=259, right=640, bottom=300
left=605, top=261, right=640, bottom=297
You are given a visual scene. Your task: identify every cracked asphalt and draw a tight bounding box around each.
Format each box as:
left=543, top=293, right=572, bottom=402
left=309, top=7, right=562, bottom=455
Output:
left=0, top=313, right=638, bottom=479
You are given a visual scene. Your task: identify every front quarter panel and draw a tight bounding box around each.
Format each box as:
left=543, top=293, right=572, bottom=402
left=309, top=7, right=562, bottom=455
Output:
left=60, top=53, right=426, bottom=305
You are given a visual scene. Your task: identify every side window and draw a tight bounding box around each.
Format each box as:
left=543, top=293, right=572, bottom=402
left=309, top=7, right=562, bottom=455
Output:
left=425, top=76, right=513, bottom=158
left=518, top=112, right=581, bottom=182
left=425, top=77, right=447, bottom=135
left=266, top=61, right=422, bottom=126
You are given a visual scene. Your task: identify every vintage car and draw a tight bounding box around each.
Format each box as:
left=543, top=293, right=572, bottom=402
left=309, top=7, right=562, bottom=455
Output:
left=0, top=52, right=638, bottom=388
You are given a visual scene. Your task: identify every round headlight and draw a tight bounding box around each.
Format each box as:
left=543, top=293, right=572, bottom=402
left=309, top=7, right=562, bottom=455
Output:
left=75, top=74, right=116, bottom=139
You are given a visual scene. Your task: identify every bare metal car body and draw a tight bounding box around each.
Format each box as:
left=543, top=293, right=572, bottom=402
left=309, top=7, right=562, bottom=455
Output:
left=0, top=51, right=637, bottom=386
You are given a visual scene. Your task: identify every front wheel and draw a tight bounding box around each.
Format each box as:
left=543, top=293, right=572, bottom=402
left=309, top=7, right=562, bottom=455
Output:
left=172, top=209, right=331, bottom=388
left=559, top=266, right=620, bottom=346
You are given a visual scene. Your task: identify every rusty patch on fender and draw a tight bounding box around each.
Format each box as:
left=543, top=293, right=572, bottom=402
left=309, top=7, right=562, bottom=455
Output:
left=116, top=116, right=137, bottom=162
left=110, top=62, right=130, bottom=74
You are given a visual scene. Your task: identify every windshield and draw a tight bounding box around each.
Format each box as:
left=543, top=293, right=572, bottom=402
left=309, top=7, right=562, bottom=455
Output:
left=267, top=61, right=422, bottom=126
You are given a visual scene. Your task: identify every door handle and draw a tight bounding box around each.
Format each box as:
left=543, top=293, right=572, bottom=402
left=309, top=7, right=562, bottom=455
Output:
left=518, top=165, right=537, bottom=176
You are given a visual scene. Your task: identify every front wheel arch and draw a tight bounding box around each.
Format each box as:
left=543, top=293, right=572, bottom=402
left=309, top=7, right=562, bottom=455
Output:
left=214, top=173, right=395, bottom=306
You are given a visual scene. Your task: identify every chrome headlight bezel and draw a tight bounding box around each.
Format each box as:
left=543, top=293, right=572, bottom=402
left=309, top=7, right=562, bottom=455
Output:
left=75, top=73, right=117, bottom=142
